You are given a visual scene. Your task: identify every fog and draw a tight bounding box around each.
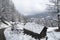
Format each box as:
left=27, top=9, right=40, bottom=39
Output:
left=12, top=0, right=49, bottom=16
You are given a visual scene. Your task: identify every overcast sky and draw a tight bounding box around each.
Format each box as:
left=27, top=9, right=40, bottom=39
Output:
left=12, top=0, right=49, bottom=16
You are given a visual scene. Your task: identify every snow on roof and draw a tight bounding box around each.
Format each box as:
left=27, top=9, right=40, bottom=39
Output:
left=24, top=22, right=44, bottom=34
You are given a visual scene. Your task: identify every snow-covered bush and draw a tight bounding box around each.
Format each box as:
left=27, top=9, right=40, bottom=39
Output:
left=10, top=22, right=24, bottom=34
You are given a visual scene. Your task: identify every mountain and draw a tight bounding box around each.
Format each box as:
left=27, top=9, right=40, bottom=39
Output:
left=27, top=12, right=50, bottom=18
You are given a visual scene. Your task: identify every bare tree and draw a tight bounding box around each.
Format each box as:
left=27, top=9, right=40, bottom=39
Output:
left=47, top=0, right=60, bottom=16
left=47, top=0, right=60, bottom=30
left=0, top=0, right=21, bottom=22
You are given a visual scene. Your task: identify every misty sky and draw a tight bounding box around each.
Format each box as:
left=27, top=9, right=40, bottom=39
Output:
left=12, top=0, right=49, bottom=16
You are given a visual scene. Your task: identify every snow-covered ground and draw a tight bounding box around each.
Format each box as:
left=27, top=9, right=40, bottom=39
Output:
left=4, top=22, right=46, bottom=40
left=4, top=27, right=46, bottom=40
left=2, top=22, right=60, bottom=40
left=47, top=27, right=58, bottom=32
left=47, top=31, right=60, bottom=40
left=4, top=27, right=36, bottom=40
left=0, top=21, right=11, bottom=29
left=0, top=23, right=9, bottom=29
left=47, top=27, right=60, bottom=40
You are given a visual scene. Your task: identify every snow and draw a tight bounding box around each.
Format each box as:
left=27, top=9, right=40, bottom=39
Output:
left=4, top=27, right=36, bottom=40
left=4, top=22, right=46, bottom=40
left=4, top=22, right=60, bottom=40
left=0, top=21, right=11, bottom=29
left=13, top=23, right=24, bottom=30
left=4, top=27, right=46, bottom=40
left=47, top=31, right=60, bottom=40
left=47, top=27, right=60, bottom=40
left=24, top=22, right=44, bottom=34
left=0, top=23, right=9, bottom=29
left=53, top=32, right=60, bottom=39
left=47, top=27, right=58, bottom=32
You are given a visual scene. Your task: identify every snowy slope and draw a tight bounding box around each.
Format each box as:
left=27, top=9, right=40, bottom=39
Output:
left=47, top=31, right=60, bottom=40
left=0, top=21, right=11, bottom=29
left=0, top=23, right=9, bottom=29
left=4, top=22, right=46, bottom=40
left=47, top=27, right=60, bottom=40
left=4, top=27, right=37, bottom=40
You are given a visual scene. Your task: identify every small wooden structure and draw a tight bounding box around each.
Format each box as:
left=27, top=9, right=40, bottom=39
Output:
left=23, top=23, right=47, bottom=40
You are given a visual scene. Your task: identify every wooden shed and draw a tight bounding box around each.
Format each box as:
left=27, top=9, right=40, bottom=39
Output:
left=23, top=22, right=47, bottom=40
